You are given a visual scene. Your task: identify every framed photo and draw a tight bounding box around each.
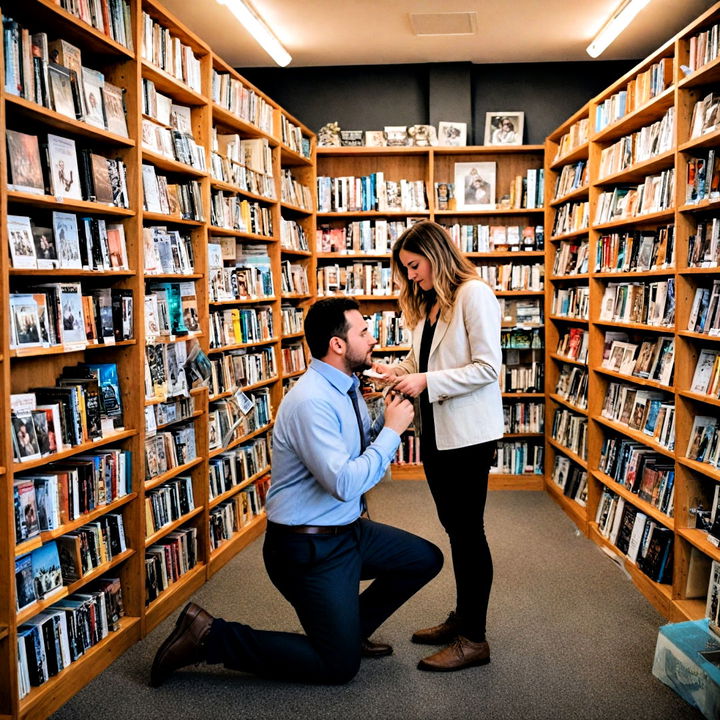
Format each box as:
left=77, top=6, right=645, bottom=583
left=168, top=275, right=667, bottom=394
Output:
left=364, top=130, right=386, bottom=147
left=438, top=121, right=467, bottom=146
left=454, top=161, right=496, bottom=210
left=484, top=112, right=524, bottom=146
left=384, top=126, right=408, bottom=147
left=340, top=130, right=364, bottom=147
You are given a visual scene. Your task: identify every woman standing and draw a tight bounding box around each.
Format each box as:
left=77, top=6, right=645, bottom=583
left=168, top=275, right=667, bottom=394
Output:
left=373, top=220, right=503, bottom=672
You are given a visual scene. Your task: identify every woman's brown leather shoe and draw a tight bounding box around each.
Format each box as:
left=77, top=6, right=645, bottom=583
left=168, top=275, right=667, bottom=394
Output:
left=411, top=611, right=458, bottom=645
left=417, top=636, right=490, bottom=672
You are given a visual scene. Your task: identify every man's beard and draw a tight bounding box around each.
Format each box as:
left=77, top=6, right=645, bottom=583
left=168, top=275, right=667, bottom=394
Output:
left=344, top=349, right=371, bottom=373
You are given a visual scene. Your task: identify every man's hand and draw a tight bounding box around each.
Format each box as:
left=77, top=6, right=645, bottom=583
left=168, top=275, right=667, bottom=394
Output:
left=383, top=392, right=415, bottom=435
left=392, top=373, right=427, bottom=398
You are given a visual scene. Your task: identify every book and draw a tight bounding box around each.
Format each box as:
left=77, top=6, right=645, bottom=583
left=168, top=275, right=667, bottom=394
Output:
left=8, top=215, right=38, bottom=269
left=47, top=133, right=82, bottom=201
left=81, top=66, right=106, bottom=129
left=6, top=130, right=45, bottom=194
left=30, top=541, right=63, bottom=599
left=102, top=82, right=129, bottom=138
left=47, top=62, right=79, bottom=119
left=52, top=212, right=82, bottom=269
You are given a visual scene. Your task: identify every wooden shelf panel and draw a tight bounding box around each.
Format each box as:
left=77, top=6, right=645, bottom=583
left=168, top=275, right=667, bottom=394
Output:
left=10, top=339, right=136, bottom=359
left=208, top=466, right=271, bottom=509
left=593, top=366, right=673, bottom=392
left=208, top=337, right=279, bottom=354
left=594, top=149, right=675, bottom=187
left=550, top=184, right=590, bottom=207
left=547, top=437, right=588, bottom=469
left=141, top=148, right=208, bottom=178
left=141, top=60, right=206, bottom=106
left=549, top=142, right=589, bottom=169
left=548, top=393, right=589, bottom=416
left=592, top=208, right=675, bottom=232
left=144, top=457, right=204, bottom=491
left=210, top=177, right=277, bottom=205
left=145, top=506, right=205, bottom=547
left=208, top=421, right=274, bottom=459
left=7, top=191, right=135, bottom=216
left=592, top=416, right=675, bottom=459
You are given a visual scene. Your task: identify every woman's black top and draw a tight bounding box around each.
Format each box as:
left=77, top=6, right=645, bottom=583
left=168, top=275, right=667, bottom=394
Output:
left=418, top=315, right=437, bottom=452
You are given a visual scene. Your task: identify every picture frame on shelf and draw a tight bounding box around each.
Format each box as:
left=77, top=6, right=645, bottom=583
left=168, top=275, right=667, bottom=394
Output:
left=383, top=126, right=409, bottom=146
left=407, top=124, right=437, bottom=146
left=484, top=112, right=524, bottom=146
left=438, top=121, right=467, bottom=146
left=454, top=161, right=496, bottom=210
left=364, top=130, right=386, bottom=147
left=340, top=130, right=364, bottom=147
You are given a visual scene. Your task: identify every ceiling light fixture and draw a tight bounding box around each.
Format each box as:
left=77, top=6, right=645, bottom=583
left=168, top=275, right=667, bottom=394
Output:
left=586, top=0, right=652, bottom=58
left=216, top=0, right=291, bottom=67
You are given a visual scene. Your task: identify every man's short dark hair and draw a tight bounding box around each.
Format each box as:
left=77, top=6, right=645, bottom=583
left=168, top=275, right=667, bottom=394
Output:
left=304, top=297, right=360, bottom=359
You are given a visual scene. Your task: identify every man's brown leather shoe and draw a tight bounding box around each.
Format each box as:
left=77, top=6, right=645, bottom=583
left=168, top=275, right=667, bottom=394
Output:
left=150, top=602, right=215, bottom=687
left=361, top=638, right=393, bottom=658
left=411, top=611, right=458, bottom=645
left=417, top=636, right=490, bottom=672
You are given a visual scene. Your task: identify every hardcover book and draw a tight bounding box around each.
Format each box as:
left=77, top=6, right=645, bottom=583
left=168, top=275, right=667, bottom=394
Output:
left=6, top=130, right=45, bottom=195
left=47, top=134, right=82, bottom=201
left=8, top=215, right=38, bottom=269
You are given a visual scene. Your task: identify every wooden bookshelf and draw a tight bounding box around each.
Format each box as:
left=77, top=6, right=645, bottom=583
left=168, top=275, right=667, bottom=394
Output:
left=544, top=0, right=720, bottom=623
left=0, top=0, right=314, bottom=716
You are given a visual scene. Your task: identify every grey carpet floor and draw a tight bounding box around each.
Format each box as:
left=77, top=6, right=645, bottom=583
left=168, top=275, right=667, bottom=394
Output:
left=51, top=482, right=703, bottom=719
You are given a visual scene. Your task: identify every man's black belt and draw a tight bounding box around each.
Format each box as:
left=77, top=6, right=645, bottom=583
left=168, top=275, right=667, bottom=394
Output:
left=267, top=520, right=358, bottom=536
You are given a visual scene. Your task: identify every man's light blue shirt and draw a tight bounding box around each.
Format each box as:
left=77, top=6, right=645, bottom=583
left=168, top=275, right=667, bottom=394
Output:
left=266, top=358, right=401, bottom=526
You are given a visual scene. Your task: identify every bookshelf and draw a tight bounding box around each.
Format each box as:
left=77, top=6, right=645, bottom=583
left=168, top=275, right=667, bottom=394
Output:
left=316, top=145, right=546, bottom=489
left=0, top=0, right=314, bottom=716
left=544, top=1, right=720, bottom=624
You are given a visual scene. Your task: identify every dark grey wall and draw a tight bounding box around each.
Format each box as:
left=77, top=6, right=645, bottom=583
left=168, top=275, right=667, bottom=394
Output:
left=242, top=60, right=637, bottom=144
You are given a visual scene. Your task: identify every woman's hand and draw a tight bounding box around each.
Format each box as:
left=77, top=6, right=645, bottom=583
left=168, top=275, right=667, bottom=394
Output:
left=371, top=361, right=399, bottom=377
left=391, top=373, right=427, bottom=398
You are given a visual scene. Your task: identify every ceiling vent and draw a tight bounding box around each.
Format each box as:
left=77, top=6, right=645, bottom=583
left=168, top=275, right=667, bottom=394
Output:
left=410, top=12, right=477, bottom=36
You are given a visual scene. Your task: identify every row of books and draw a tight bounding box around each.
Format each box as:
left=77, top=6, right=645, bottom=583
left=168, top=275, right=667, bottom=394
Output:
left=598, top=279, right=675, bottom=327
left=687, top=22, right=720, bottom=73
left=208, top=435, right=271, bottom=500
left=690, top=349, right=720, bottom=398
left=316, top=262, right=393, bottom=297
left=551, top=285, right=589, bottom=320
left=499, top=296, right=542, bottom=326
left=144, top=340, right=189, bottom=402
left=316, top=219, right=413, bottom=254
left=9, top=212, right=129, bottom=271
left=14, top=448, right=131, bottom=543
left=145, top=476, right=194, bottom=536
left=550, top=455, right=587, bottom=506
left=551, top=200, right=589, bottom=237
left=145, top=395, right=196, bottom=435
left=10, top=283, right=132, bottom=351
left=490, top=440, right=544, bottom=476
left=141, top=109, right=206, bottom=171
left=595, top=169, right=675, bottom=224
left=11, top=362, right=124, bottom=463
left=552, top=160, right=587, bottom=201
left=553, top=117, right=589, bottom=163
left=601, top=383, right=675, bottom=450
left=210, top=391, right=272, bottom=447
left=7, top=129, right=129, bottom=206
left=556, top=327, right=588, bottom=362
left=594, top=57, right=672, bottom=133
left=551, top=407, right=588, bottom=459
left=145, top=526, right=198, bottom=605
left=142, top=165, right=203, bottom=220
left=143, top=225, right=195, bottom=275
left=317, top=174, right=428, bottom=213
left=393, top=430, right=420, bottom=465
left=210, top=150, right=275, bottom=199
left=554, top=364, right=588, bottom=409
left=690, top=92, right=720, bottom=140
left=145, top=281, right=200, bottom=338
left=503, top=401, right=543, bottom=434
left=58, top=0, right=132, bottom=48
left=444, top=223, right=544, bottom=253
left=688, top=280, right=720, bottom=336
left=282, top=304, right=304, bottom=335
left=281, top=168, right=312, bottom=210
left=17, top=517, right=126, bottom=611
left=688, top=218, right=720, bottom=267
left=210, top=191, right=273, bottom=236
left=281, top=260, right=309, bottom=295
left=686, top=150, right=720, bottom=205
left=365, top=311, right=409, bottom=348
left=598, top=437, right=675, bottom=514
left=501, top=327, right=543, bottom=350
left=595, top=226, right=675, bottom=273
left=602, top=332, right=675, bottom=387
left=209, top=306, right=274, bottom=349
left=3, top=27, right=129, bottom=138
left=281, top=343, right=306, bottom=375
left=477, top=262, right=544, bottom=292
left=141, top=10, right=201, bottom=91
left=502, top=355, right=543, bottom=394
left=211, top=70, right=274, bottom=135
left=144, top=424, right=197, bottom=481
left=280, top=219, right=309, bottom=252
left=17, top=576, right=124, bottom=696
left=552, top=239, right=589, bottom=276
left=207, top=348, right=276, bottom=403
left=687, top=415, right=720, bottom=470
left=280, top=114, right=311, bottom=158
left=208, top=479, right=269, bottom=551
left=595, top=490, right=674, bottom=584
left=597, top=107, right=674, bottom=179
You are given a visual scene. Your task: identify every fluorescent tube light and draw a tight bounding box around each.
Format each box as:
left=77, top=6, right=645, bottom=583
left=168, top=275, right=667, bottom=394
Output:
left=586, top=0, right=652, bottom=58
left=216, top=0, right=292, bottom=67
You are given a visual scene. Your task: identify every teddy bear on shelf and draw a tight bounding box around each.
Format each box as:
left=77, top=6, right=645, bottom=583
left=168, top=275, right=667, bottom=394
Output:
left=318, top=122, right=342, bottom=147
left=407, top=124, right=437, bottom=147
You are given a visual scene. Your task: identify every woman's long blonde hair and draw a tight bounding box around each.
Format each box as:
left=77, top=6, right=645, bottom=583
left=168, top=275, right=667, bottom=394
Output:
left=392, top=220, right=478, bottom=329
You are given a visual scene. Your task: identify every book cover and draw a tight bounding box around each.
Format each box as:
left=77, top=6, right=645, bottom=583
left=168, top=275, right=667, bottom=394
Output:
left=47, top=133, right=82, bottom=200
left=7, top=215, right=38, bottom=269
left=6, top=130, right=45, bottom=194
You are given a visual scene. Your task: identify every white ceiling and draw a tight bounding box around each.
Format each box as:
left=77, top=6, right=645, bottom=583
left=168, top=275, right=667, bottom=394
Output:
left=161, top=0, right=714, bottom=68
